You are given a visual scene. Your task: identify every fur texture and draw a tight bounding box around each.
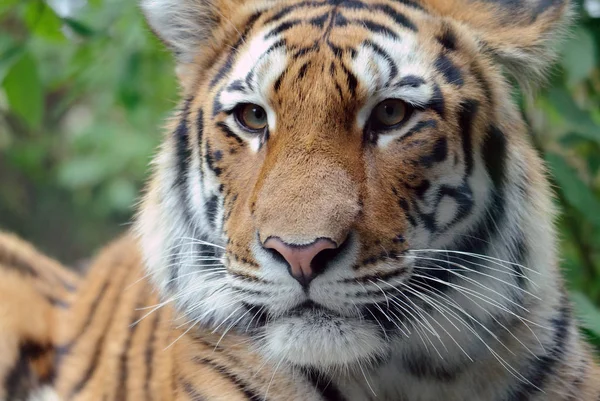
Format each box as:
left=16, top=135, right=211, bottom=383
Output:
left=1, top=0, right=599, bottom=400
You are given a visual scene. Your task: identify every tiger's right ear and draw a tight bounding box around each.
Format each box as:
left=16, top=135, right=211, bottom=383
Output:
left=140, top=0, right=220, bottom=64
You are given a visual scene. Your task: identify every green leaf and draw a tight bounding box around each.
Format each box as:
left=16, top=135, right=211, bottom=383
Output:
left=546, top=153, right=600, bottom=227
left=25, top=2, right=64, bottom=42
left=547, top=88, right=600, bottom=143
left=62, top=18, right=96, bottom=37
left=571, top=292, right=600, bottom=336
left=3, top=52, right=44, bottom=128
left=0, top=44, right=25, bottom=83
left=561, top=27, right=597, bottom=86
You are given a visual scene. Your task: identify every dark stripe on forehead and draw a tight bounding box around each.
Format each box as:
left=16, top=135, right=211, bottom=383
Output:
left=435, top=54, right=464, bottom=87
left=298, top=61, right=311, bottom=80
left=363, top=40, right=398, bottom=83
left=335, top=17, right=400, bottom=39
left=425, top=84, right=445, bottom=118
left=309, top=12, right=330, bottom=28
left=341, top=1, right=417, bottom=31
left=396, top=75, right=425, bottom=88
left=264, top=1, right=328, bottom=25
left=265, top=19, right=302, bottom=38
left=437, top=25, right=457, bottom=51
left=209, top=11, right=263, bottom=89
left=340, top=62, right=358, bottom=96
left=390, top=0, right=425, bottom=11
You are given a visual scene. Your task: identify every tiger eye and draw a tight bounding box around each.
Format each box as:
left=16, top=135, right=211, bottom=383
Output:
left=236, top=103, right=268, bottom=131
left=373, top=99, right=408, bottom=128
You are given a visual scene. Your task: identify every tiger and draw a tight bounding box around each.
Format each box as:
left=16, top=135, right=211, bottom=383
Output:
left=1, top=0, right=599, bottom=400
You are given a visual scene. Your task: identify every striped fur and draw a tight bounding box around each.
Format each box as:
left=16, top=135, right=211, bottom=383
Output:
left=0, top=234, right=331, bottom=400
left=2, top=0, right=600, bottom=399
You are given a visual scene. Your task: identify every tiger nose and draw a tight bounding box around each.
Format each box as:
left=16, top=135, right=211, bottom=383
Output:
left=263, top=237, right=337, bottom=286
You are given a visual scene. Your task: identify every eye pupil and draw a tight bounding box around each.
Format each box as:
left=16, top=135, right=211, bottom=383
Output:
left=253, top=107, right=264, bottom=119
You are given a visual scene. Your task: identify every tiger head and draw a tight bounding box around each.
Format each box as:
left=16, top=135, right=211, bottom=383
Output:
left=137, top=0, right=570, bottom=370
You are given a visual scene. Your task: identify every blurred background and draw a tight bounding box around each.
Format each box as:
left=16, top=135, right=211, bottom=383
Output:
left=1, top=0, right=599, bottom=351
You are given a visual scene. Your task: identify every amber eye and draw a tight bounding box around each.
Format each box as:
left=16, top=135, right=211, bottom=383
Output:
left=371, top=99, right=410, bottom=129
left=235, top=103, right=268, bottom=132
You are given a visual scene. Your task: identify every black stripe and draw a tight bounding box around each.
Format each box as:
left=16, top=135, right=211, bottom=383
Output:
left=192, top=357, right=261, bottom=400
left=5, top=342, right=53, bottom=400
left=503, top=299, right=571, bottom=401
left=418, top=137, right=447, bottom=167
left=363, top=39, right=398, bottom=83
left=297, top=61, right=311, bottom=80
left=274, top=68, right=288, bottom=93
left=144, top=309, right=161, bottom=401
left=341, top=1, right=417, bottom=31
left=265, top=19, right=302, bottom=38
left=226, top=79, right=246, bottom=93
left=174, top=98, right=193, bottom=188
left=398, top=119, right=437, bottom=143
left=437, top=26, right=457, bottom=51
left=425, top=84, right=445, bottom=118
left=197, top=109, right=205, bottom=179
left=435, top=54, right=464, bottom=86
left=471, top=61, right=494, bottom=106
left=338, top=18, right=400, bottom=39
left=458, top=100, right=479, bottom=175
left=216, top=122, right=244, bottom=145
left=309, top=12, right=329, bottom=28
left=301, top=368, right=347, bottom=401
left=390, top=0, right=425, bottom=11
left=56, top=280, right=110, bottom=352
left=482, top=125, right=507, bottom=188
left=204, top=141, right=222, bottom=177
left=396, top=75, right=425, bottom=88
left=68, top=278, right=126, bottom=397
left=264, top=1, right=326, bottom=25
left=116, top=296, right=144, bottom=401
left=209, top=12, right=263, bottom=89
left=181, top=380, right=206, bottom=401
left=205, top=195, right=220, bottom=228
left=291, top=41, right=320, bottom=58
left=340, top=63, right=358, bottom=96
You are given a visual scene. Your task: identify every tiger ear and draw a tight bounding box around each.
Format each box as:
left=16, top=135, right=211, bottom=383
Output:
left=140, top=0, right=220, bottom=64
left=424, top=0, right=573, bottom=90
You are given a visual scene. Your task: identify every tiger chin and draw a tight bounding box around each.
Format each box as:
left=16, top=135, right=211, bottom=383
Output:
left=131, top=0, right=600, bottom=398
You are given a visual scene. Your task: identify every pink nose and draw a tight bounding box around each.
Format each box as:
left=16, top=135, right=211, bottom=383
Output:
left=263, top=237, right=337, bottom=286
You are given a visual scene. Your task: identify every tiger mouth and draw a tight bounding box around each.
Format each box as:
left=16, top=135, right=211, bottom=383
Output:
left=286, top=300, right=341, bottom=317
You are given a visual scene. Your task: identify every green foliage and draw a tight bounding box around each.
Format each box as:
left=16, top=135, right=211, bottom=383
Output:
left=0, top=0, right=176, bottom=260
left=1, top=0, right=600, bottom=352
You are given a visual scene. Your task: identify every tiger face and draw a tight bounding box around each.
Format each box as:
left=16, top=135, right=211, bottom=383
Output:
left=138, top=0, right=569, bottom=371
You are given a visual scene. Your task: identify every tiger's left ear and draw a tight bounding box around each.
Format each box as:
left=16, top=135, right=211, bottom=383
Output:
left=424, top=0, right=573, bottom=90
